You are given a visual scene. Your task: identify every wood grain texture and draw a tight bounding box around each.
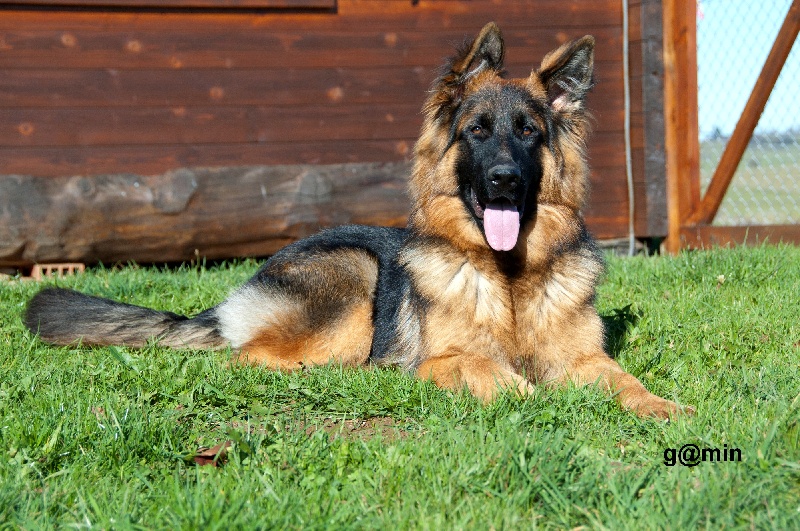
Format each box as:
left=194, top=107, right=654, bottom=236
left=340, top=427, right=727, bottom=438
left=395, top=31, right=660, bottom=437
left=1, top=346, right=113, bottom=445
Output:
left=0, top=162, right=410, bottom=266
left=0, top=1, right=623, bottom=31
left=3, top=0, right=336, bottom=8
left=0, top=104, right=425, bottom=146
left=0, top=65, right=622, bottom=108
left=680, top=225, right=800, bottom=249
left=0, top=28, right=625, bottom=70
left=662, top=0, right=700, bottom=253
left=630, top=0, right=667, bottom=237
left=0, top=135, right=629, bottom=175
left=0, top=0, right=662, bottom=254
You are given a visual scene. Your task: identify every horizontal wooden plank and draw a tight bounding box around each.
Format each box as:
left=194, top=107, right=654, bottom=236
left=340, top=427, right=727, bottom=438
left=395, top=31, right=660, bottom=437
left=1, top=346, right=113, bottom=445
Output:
left=0, top=64, right=623, bottom=108
left=0, top=28, right=623, bottom=70
left=0, top=131, right=630, bottom=173
left=0, top=0, right=623, bottom=32
left=0, top=68, right=433, bottom=108
left=680, top=225, right=800, bottom=249
left=2, top=97, right=624, bottom=149
left=581, top=215, right=630, bottom=240
left=0, top=104, right=423, bottom=146
left=1, top=0, right=335, bottom=7
left=0, top=141, right=418, bottom=174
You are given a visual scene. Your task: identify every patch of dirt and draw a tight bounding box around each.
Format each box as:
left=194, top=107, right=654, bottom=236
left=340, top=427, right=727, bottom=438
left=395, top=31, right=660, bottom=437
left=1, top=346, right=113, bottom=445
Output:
left=305, top=417, right=415, bottom=442
left=229, top=416, right=421, bottom=443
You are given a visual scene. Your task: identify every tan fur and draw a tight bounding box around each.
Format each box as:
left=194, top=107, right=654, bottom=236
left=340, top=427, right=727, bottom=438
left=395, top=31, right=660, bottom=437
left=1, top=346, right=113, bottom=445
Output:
left=417, top=349, right=534, bottom=403
left=227, top=25, right=688, bottom=418
left=237, top=301, right=373, bottom=369
left=226, top=247, right=378, bottom=370
left=402, top=24, right=690, bottom=419
left=26, top=24, right=690, bottom=420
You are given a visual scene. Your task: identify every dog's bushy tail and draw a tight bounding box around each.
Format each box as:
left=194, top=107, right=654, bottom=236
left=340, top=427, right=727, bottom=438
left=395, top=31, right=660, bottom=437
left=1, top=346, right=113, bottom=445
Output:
left=24, top=287, right=226, bottom=349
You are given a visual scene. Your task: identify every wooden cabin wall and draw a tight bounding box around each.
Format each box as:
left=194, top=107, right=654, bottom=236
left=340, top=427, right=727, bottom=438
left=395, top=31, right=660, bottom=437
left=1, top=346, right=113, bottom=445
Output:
left=0, top=0, right=666, bottom=266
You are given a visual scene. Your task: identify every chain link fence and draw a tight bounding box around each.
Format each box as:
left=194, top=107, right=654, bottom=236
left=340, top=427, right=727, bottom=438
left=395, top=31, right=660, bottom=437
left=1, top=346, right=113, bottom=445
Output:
left=697, top=0, right=800, bottom=226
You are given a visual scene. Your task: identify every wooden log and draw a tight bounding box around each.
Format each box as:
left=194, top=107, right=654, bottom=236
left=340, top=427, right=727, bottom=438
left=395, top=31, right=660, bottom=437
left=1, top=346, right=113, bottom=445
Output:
left=0, top=162, right=411, bottom=267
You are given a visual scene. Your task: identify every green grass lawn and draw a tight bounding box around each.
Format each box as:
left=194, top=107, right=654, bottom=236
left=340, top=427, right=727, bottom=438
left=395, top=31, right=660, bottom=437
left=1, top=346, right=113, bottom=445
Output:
left=1, top=245, right=799, bottom=529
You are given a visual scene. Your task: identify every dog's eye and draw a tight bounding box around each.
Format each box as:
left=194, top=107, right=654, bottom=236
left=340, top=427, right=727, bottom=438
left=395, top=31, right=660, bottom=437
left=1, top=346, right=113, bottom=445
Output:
left=471, top=125, right=483, bottom=135
left=522, top=126, right=536, bottom=137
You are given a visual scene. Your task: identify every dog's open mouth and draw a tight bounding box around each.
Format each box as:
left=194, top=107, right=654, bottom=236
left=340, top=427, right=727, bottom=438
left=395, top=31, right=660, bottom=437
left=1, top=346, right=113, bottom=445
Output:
left=470, top=187, right=522, bottom=252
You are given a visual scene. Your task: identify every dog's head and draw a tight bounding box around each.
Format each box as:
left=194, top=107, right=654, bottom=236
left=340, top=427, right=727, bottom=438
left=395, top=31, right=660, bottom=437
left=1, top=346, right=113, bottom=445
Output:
left=410, top=23, right=594, bottom=252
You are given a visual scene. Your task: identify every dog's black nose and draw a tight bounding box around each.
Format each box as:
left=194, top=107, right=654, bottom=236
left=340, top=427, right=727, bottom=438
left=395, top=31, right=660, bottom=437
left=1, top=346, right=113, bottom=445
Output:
left=488, top=164, right=521, bottom=192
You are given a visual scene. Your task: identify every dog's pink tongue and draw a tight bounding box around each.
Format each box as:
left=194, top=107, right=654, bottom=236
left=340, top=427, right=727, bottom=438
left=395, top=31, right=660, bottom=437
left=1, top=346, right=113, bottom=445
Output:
left=483, top=203, right=520, bottom=251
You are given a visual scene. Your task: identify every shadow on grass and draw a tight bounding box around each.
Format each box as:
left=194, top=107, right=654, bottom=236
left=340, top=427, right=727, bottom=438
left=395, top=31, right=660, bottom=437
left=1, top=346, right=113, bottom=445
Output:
left=601, top=304, right=640, bottom=359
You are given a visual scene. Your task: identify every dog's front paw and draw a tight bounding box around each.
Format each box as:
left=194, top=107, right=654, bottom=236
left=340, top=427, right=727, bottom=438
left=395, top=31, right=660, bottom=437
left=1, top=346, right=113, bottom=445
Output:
left=632, top=394, right=695, bottom=420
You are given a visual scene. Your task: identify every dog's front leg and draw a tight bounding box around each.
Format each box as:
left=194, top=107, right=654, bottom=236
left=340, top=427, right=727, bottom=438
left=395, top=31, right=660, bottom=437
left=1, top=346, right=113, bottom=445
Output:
left=560, top=353, right=693, bottom=419
left=416, top=348, right=534, bottom=402
left=530, top=308, right=694, bottom=419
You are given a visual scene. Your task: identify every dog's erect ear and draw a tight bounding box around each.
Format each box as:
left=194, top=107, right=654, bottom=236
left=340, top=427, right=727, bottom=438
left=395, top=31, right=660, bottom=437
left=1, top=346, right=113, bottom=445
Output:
left=537, top=35, right=595, bottom=113
left=450, top=22, right=505, bottom=80
left=424, top=22, right=504, bottom=126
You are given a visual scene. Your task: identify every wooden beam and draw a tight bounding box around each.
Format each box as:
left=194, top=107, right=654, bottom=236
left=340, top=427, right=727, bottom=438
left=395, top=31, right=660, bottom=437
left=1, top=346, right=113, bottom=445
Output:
left=639, top=0, right=668, bottom=237
left=680, top=225, right=800, bottom=249
left=662, top=0, right=700, bottom=254
left=0, top=162, right=411, bottom=267
left=2, top=0, right=336, bottom=8
left=690, top=0, right=800, bottom=225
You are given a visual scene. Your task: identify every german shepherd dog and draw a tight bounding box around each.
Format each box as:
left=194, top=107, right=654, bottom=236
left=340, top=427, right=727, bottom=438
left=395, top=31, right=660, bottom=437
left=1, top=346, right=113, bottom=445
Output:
left=25, top=23, right=689, bottom=419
